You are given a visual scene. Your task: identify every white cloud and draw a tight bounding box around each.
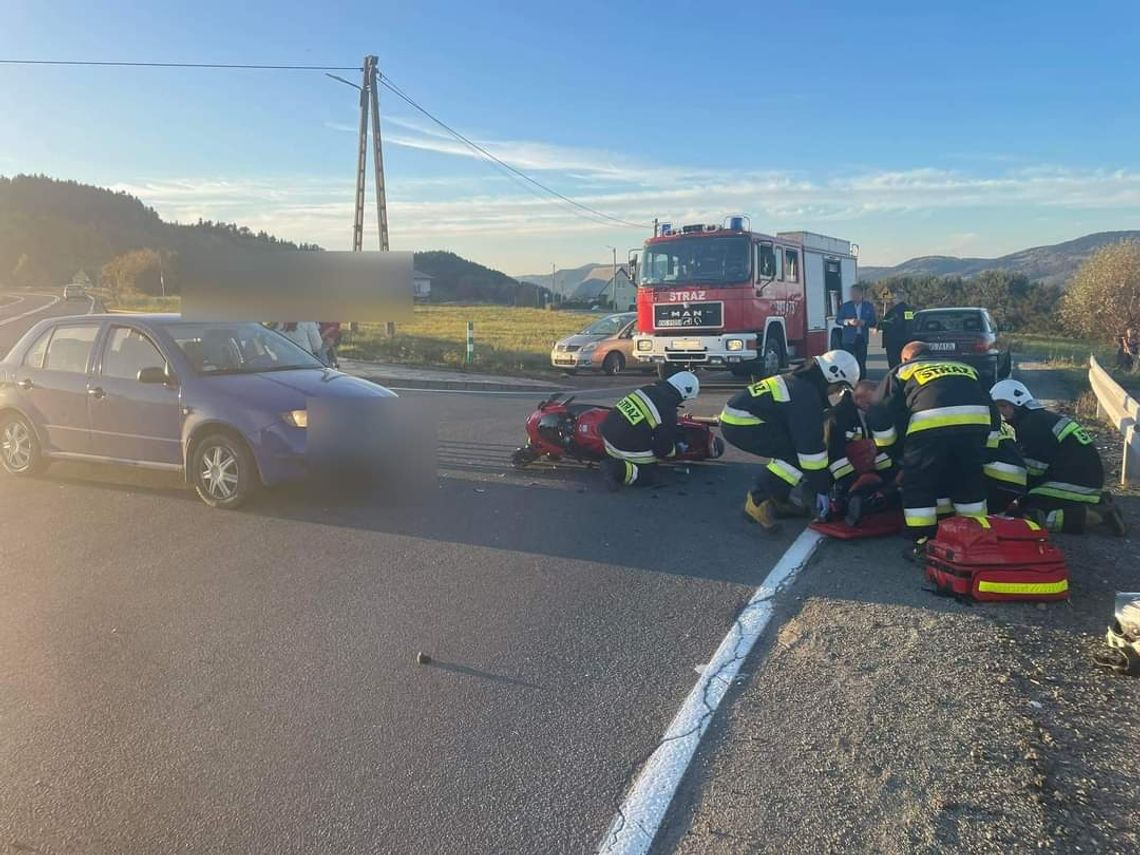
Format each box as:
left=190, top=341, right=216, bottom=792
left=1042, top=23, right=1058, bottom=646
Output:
left=107, top=127, right=1140, bottom=271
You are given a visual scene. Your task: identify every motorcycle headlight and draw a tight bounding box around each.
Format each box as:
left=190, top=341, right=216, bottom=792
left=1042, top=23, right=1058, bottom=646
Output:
left=282, top=409, right=308, bottom=428
left=726, top=338, right=744, bottom=351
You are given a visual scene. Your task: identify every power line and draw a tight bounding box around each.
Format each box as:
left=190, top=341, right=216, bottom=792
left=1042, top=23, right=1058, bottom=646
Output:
left=378, top=74, right=650, bottom=230
left=0, top=59, right=360, bottom=71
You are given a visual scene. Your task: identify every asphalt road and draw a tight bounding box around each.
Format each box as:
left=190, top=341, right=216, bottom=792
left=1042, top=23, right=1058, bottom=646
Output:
left=0, top=294, right=829, bottom=853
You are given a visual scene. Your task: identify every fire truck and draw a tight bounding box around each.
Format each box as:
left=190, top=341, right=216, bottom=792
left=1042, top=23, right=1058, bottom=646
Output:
left=630, top=217, right=859, bottom=378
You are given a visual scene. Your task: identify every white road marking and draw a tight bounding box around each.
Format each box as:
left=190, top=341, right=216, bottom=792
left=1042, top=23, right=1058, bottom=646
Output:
left=0, top=295, right=27, bottom=313
left=0, top=293, right=61, bottom=327
left=598, top=527, right=826, bottom=854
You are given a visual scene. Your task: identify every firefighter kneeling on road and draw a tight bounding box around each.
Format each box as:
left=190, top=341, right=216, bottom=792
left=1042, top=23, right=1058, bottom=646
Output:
left=989, top=379, right=1127, bottom=535
left=719, top=350, right=860, bottom=532
left=599, top=371, right=699, bottom=491
left=876, top=341, right=996, bottom=559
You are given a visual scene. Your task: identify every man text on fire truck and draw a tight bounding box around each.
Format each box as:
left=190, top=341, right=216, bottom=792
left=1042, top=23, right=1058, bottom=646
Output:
left=598, top=371, right=699, bottom=491
left=719, top=351, right=860, bottom=531
left=878, top=289, right=916, bottom=370
left=837, top=284, right=877, bottom=380
left=823, top=380, right=899, bottom=525
left=875, top=341, right=996, bottom=556
left=984, top=419, right=1028, bottom=515
left=990, top=380, right=1127, bottom=535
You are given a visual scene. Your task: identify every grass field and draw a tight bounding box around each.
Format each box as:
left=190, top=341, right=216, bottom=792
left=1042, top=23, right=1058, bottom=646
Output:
left=342, top=305, right=604, bottom=375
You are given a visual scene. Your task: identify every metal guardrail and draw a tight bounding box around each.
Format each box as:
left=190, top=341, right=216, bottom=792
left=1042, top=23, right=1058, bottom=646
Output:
left=1089, top=355, right=1140, bottom=485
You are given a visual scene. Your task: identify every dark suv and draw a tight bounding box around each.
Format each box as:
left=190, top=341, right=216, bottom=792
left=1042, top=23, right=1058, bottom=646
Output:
left=910, top=307, right=1010, bottom=385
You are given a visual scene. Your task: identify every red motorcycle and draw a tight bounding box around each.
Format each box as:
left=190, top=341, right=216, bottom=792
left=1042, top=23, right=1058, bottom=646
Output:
left=510, top=393, right=725, bottom=469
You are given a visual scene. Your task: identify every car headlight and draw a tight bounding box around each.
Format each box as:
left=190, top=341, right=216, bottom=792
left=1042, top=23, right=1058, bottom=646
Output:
left=726, top=338, right=744, bottom=351
left=636, top=339, right=653, bottom=351
left=282, top=410, right=308, bottom=428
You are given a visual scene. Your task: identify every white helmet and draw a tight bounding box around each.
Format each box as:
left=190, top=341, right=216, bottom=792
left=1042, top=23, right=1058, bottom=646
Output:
left=666, top=370, right=700, bottom=401
left=990, top=379, right=1042, bottom=408
left=814, top=349, right=861, bottom=385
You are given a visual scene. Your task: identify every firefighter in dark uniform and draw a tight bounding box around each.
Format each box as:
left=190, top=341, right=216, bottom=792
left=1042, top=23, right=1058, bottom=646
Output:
left=599, top=371, right=699, bottom=490
left=990, top=380, right=1126, bottom=535
left=875, top=341, right=997, bottom=554
left=719, top=350, right=860, bottom=531
left=984, top=419, right=1028, bottom=515
left=879, top=290, right=916, bottom=370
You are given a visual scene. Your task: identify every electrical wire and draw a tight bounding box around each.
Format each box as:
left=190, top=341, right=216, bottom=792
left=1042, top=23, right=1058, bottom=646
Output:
left=379, top=74, right=650, bottom=230
left=0, top=59, right=360, bottom=71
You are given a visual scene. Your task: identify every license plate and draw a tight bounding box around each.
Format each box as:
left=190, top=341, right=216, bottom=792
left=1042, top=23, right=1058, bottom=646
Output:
left=655, top=301, right=724, bottom=329
left=927, top=342, right=956, bottom=351
left=671, top=339, right=704, bottom=351
left=554, top=357, right=576, bottom=365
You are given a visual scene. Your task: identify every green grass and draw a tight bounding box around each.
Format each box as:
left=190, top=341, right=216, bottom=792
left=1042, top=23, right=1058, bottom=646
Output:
left=343, top=305, right=605, bottom=375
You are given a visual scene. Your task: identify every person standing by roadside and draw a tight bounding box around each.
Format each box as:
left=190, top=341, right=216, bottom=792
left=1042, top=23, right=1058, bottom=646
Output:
left=879, top=289, right=916, bottom=370
left=273, top=322, right=323, bottom=357
left=318, top=321, right=342, bottom=368
left=836, top=284, right=877, bottom=379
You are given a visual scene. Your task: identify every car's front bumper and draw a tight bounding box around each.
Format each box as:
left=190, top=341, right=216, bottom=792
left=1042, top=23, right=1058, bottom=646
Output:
left=249, top=421, right=308, bottom=486
left=550, top=350, right=597, bottom=369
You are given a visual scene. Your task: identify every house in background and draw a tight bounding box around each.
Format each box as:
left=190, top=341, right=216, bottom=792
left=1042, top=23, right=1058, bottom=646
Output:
left=565, top=264, right=636, bottom=311
left=413, top=269, right=432, bottom=301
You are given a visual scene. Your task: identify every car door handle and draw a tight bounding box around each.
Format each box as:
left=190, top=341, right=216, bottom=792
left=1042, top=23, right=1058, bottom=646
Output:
left=17, top=378, right=33, bottom=390
left=87, top=386, right=105, bottom=399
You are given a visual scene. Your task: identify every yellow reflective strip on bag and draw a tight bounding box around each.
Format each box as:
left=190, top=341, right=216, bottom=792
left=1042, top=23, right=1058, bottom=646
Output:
left=977, top=579, right=1068, bottom=595
left=1024, top=518, right=1041, bottom=531
left=969, top=515, right=991, bottom=529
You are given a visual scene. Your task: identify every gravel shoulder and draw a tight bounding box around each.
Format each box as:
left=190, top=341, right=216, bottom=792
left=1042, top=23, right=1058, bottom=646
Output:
left=658, top=364, right=1140, bottom=855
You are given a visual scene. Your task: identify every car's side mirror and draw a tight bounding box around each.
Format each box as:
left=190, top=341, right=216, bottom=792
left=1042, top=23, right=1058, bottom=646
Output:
left=138, top=366, right=177, bottom=385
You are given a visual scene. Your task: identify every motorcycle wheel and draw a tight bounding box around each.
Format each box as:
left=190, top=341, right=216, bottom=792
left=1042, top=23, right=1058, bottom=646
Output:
left=511, top=447, right=539, bottom=469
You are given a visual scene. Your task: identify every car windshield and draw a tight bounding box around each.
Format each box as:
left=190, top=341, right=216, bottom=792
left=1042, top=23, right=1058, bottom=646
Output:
left=915, top=311, right=991, bottom=334
left=579, top=315, right=630, bottom=336
left=639, top=236, right=751, bottom=286
left=161, top=321, right=326, bottom=375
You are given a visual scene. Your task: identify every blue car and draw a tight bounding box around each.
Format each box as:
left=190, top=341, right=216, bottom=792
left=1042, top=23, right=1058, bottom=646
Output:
left=0, top=314, right=397, bottom=508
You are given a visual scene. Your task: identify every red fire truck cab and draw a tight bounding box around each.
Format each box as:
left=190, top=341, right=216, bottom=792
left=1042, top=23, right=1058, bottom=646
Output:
left=631, top=217, right=859, bottom=378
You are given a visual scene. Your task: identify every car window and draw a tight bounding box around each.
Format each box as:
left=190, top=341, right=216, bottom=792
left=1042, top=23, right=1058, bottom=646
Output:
left=580, top=315, right=626, bottom=337
left=42, top=324, right=99, bottom=373
left=21, top=328, right=52, bottom=369
left=161, top=321, right=324, bottom=375
left=915, top=311, right=988, bottom=333
left=102, top=326, right=167, bottom=380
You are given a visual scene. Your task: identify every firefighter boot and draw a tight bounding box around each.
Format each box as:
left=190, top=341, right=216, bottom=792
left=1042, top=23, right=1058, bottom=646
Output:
left=1096, top=493, right=1128, bottom=537
left=744, top=492, right=781, bottom=533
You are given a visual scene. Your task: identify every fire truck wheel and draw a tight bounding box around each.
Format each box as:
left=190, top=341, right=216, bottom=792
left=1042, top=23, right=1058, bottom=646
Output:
left=762, top=333, right=786, bottom=374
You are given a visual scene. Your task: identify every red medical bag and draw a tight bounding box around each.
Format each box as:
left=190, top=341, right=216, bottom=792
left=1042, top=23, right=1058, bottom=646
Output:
left=923, top=515, right=1069, bottom=602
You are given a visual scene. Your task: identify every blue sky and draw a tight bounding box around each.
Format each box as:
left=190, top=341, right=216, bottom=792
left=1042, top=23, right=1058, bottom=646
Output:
left=2, top=0, right=1139, bottom=275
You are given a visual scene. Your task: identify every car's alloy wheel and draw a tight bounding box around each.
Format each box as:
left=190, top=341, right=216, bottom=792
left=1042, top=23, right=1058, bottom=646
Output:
left=192, top=433, right=258, bottom=509
left=0, top=413, right=46, bottom=475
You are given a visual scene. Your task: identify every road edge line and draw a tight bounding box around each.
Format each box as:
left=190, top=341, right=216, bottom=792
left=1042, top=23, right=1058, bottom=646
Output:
left=598, top=527, right=826, bottom=855
left=0, top=294, right=60, bottom=327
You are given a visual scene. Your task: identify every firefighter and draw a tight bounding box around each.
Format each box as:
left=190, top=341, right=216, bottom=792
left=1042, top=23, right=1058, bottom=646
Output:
left=989, top=380, right=1126, bottom=535
left=599, top=371, right=699, bottom=490
left=984, top=419, right=1028, bottom=515
left=719, top=350, right=860, bottom=531
left=824, top=380, right=898, bottom=524
left=875, top=341, right=996, bottom=556
left=878, top=289, right=916, bottom=370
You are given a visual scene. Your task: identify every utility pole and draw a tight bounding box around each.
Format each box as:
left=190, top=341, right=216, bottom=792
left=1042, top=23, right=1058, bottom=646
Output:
left=343, top=55, right=389, bottom=253
left=606, top=245, right=618, bottom=309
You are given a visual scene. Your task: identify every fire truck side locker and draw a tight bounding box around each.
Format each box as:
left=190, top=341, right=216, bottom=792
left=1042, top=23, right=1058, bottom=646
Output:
left=779, top=231, right=858, bottom=355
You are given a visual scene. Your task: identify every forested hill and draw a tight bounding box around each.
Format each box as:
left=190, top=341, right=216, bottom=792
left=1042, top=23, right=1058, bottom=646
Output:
left=1, top=175, right=545, bottom=304
left=0, top=174, right=319, bottom=290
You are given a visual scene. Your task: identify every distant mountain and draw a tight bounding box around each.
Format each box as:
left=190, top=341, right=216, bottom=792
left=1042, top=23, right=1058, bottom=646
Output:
left=520, top=262, right=631, bottom=298
left=859, top=231, right=1140, bottom=287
